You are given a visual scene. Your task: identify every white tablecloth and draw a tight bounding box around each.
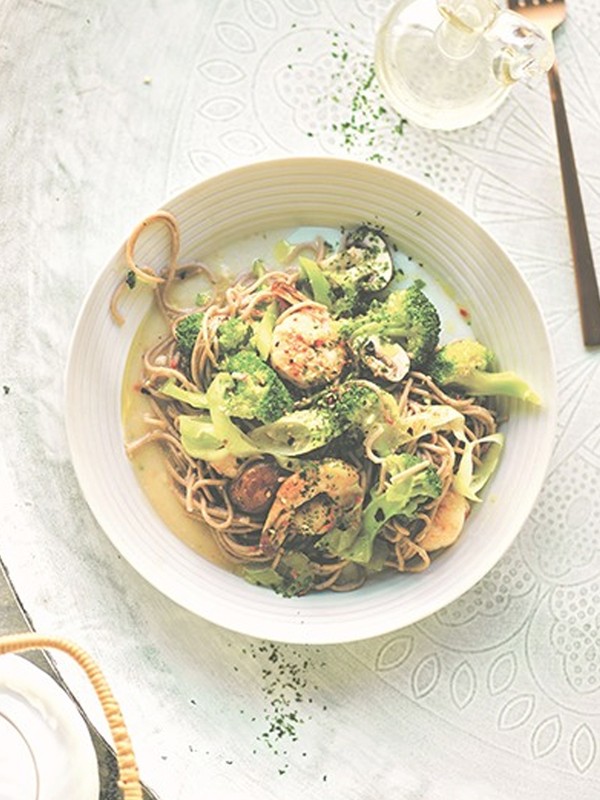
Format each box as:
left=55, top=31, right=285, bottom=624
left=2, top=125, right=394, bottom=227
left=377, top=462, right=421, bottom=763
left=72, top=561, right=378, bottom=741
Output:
left=1, top=1, right=599, bottom=797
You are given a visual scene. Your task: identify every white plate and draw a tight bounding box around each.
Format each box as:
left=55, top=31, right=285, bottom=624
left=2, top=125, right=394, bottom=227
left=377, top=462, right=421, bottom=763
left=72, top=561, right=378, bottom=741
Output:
left=0, top=655, right=99, bottom=800
left=65, top=157, right=557, bottom=644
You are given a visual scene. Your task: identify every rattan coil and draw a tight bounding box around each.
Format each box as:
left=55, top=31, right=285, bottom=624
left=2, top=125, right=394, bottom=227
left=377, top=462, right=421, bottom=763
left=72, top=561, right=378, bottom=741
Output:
left=0, top=633, right=142, bottom=800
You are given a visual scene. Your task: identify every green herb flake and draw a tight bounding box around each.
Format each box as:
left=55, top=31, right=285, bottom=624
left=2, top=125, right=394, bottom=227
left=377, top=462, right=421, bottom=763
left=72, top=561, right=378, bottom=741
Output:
left=240, top=642, right=328, bottom=775
left=315, top=32, right=408, bottom=163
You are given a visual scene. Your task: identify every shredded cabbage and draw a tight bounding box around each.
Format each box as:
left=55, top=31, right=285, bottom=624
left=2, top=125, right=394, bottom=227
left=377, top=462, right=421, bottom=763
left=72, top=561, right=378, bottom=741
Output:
left=371, top=404, right=466, bottom=457
left=248, top=407, right=337, bottom=457
left=180, top=379, right=335, bottom=461
left=179, top=415, right=226, bottom=461
left=453, top=432, right=505, bottom=502
left=395, top=405, right=466, bottom=444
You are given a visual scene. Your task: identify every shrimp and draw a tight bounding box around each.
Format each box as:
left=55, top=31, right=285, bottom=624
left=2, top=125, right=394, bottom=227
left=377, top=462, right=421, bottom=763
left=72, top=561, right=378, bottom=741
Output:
left=416, top=489, right=470, bottom=552
left=270, top=306, right=348, bottom=389
left=260, top=459, right=364, bottom=556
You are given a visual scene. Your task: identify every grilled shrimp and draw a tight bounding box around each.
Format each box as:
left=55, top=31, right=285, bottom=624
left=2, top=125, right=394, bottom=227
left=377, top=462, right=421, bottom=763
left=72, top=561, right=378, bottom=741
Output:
left=270, top=306, right=348, bottom=389
left=260, top=459, right=364, bottom=555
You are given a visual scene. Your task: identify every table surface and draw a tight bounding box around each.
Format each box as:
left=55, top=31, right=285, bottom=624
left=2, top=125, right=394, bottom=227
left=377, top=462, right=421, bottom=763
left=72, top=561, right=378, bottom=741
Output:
left=1, top=1, right=599, bottom=798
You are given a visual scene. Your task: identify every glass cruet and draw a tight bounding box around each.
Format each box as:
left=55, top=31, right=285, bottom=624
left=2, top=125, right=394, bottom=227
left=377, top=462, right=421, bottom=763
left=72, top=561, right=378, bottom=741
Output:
left=375, top=0, right=555, bottom=130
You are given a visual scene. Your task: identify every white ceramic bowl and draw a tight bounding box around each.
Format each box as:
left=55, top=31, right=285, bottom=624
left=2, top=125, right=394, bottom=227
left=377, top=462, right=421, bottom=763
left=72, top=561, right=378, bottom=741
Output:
left=65, top=157, right=556, bottom=644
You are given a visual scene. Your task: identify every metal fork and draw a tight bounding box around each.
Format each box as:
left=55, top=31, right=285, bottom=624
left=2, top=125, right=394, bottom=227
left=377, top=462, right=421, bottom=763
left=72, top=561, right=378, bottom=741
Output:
left=508, top=0, right=600, bottom=346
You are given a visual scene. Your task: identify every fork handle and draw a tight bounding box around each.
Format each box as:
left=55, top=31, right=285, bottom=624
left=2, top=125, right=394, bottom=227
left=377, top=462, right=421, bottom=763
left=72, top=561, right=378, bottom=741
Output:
left=547, top=62, right=600, bottom=347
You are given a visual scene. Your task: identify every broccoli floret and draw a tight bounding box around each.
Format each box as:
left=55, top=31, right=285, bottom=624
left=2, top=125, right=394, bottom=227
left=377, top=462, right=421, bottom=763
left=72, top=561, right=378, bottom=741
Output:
left=334, top=382, right=380, bottom=427
left=382, top=283, right=440, bottom=366
left=429, top=339, right=541, bottom=404
left=224, top=351, right=293, bottom=423
left=342, top=282, right=440, bottom=368
left=315, top=382, right=382, bottom=432
left=175, top=312, right=204, bottom=361
left=217, top=317, right=251, bottom=354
